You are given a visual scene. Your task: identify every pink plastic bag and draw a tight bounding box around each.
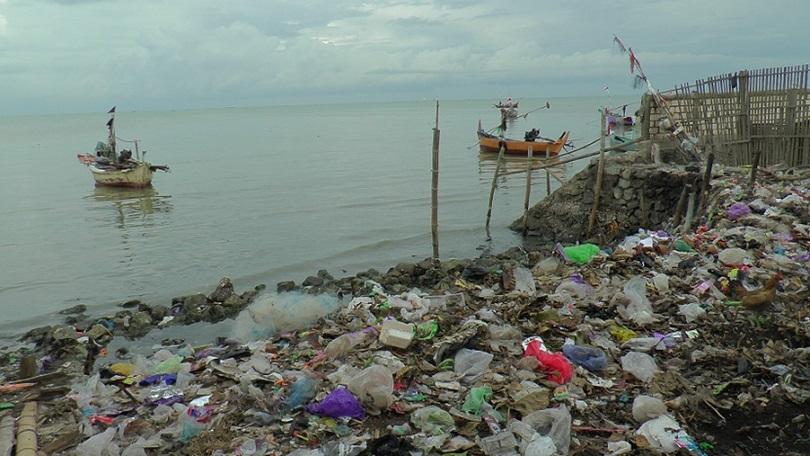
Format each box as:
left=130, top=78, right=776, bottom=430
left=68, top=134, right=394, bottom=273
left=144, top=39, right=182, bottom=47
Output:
left=523, top=338, right=573, bottom=384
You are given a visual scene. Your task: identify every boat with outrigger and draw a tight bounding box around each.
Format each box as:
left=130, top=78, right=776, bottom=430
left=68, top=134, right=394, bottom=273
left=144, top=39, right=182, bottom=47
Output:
left=77, top=107, right=169, bottom=187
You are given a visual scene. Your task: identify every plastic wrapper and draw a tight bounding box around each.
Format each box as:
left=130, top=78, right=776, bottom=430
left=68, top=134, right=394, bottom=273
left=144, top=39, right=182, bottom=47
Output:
left=513, top=267, right=537, bottom=295
left=523, top=339, right=573, bottom=384
left=285, top=375, right=319, bottom=409
left=554, top=274, right=594, bottom=298
left=521, top=404, right=571, bottom=455
left=410, top=406, right=455, bottom=435
left=454, top=348, right=493, bottom=383
left=621, top=351, right=660, bottom=383
left=632, top=395, right=668, bottom=422
left=306, top=387, right=365, bottom=420
left=620, top=276, right=656, bottom=325
left=560, top=243, right=600, bottom=265
left=76, top=427, right=119, bottom=456
left=561, top=344, right=607, bottom=372
left=461, top=386, right=493, bottom=415
left=347, top=365, right=393, bottom=415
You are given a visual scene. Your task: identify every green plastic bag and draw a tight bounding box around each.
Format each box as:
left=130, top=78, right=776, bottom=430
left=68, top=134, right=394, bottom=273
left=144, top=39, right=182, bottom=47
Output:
left=415, top=320, right=439, bottom=340
left=562, top=243, right=600, bottom=265
left=154, top=355, right=183, bottom=374
left=674, top=239, right=694, bottom=252
left=461, top=386, right=493, bottom=415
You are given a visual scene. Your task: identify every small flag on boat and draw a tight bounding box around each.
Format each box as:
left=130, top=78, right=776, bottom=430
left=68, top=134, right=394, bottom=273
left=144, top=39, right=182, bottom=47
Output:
left=108, top=106, right=116, bottom=113
left=106, top=117, right=114, bottom=129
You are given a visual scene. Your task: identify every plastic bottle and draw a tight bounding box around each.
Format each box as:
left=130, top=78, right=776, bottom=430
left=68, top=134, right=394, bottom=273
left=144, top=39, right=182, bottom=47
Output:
left=324, top=327, right=377, bottom=359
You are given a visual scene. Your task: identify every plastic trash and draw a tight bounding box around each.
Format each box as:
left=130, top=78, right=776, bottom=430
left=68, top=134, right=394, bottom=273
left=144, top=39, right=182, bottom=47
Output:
left=636, top=415, right=690, bottom=453
left=652, top=273, right=669, bottom=292
left=231, top=292, right=340, bottom=340
left=620, top=276, right=655, bottom=325
left=415, top=320, right=439, bottom=340
left=621, top=351, right=660, bottom=383
left=454, top=348, right=494, bottom=384
left=523, top=338, right=573, bottom=384
left=607, top=440, right=633, bottom=455
left=561, top=243, right=600, bottom=265
left=609, top=325, right=638, bottom=343
left=151, top=404, right=174, bottom=424
left=347, top=365, right=394, bottom=415
left=622, top=336, right=666, bottom=352
left=561, top=344, right=607, bottom=372
left=533, top=256, right=559, bottom=274
left=461, top=386, right=493, bottom=415
left=727, top=202, right=751, bottom=220
left=410, top=405, right=455, bottom=435
left=76, top=427, right=119, bottom=456
left=718, top=247, right=750, bottom=266
left=378, top=319, right=414, bottom=349
left=678, top=303, right=706, bottom=323
left=632, top=395, right=668, bottom=423
left=513, top=267, right=536, bottom=295
left=477, top=430, right=518, bottom=456
left=554, top=274, right=594, bottom=298
left=673, top=239, right=694, bottom=252
left=521, top=405, right=572, bottom=455
left=179, top=405, right=213, bottom=443
left=153, top=355, right=182, bottom=375
left=285, top=374, right=319, bottom=409
left=325, top=327, right=378, bottom=359
left=524, top=435, right=557, bottom=456
left=306, top=387, right=365, bottom=420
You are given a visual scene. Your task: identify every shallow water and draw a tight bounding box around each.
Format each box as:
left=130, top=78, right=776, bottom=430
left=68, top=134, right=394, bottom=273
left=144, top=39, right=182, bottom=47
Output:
left=0, top=96, right=637, bottom=335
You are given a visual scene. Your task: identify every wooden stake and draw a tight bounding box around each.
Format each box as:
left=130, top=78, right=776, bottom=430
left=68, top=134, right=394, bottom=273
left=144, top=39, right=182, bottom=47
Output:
left=748, top=149, right=761, bottom=198
left=546, top=169, right=551, bottom=196
left=698, top=151, right=715, bottom=216
left=672, top=184, right=690, bottom=227
left=587, top=109, right=607, bottom=236
left=485, top=141, right=506, bottom=238
left=682, top=190, right=696, bottom=234
left=16, top=402, right=37, bottom=456
left=522, top=146, right=534, bottom=235
left=431, top=101, right=440, bottom=259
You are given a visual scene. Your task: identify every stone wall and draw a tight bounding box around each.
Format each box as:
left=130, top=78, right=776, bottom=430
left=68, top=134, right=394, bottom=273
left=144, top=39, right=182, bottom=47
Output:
left=511, top=150, right=703, bottom=243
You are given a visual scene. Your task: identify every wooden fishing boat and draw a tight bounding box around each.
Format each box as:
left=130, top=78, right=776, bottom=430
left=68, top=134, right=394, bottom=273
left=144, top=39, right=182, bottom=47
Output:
left=478, top=129, right=570, bottom=156
left=77, top=107, right=168, bottom=187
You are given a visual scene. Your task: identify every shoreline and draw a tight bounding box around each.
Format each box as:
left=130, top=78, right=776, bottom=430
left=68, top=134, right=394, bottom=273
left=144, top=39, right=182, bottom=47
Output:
left=0, top=168, right=808, bottom=455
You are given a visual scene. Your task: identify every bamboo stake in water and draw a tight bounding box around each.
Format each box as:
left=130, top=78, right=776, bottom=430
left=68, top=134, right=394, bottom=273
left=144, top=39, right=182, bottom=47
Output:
left=485, top=141, right=506, bottom=239
left=587, top=109, right=607, bottom=236
left=522, top=146, right=534, bottom=235
left=431, top=101, right=440, bottom=259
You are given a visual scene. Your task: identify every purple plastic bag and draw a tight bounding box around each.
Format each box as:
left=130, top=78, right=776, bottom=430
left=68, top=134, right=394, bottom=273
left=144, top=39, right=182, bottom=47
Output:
left=305, top=387, right=365, bottom=420
left=727, top=202, right=751, bottom=221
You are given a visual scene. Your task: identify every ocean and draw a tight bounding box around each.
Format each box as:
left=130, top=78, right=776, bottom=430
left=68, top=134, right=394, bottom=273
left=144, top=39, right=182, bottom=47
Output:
left=0, top=96, right=638, bottom=335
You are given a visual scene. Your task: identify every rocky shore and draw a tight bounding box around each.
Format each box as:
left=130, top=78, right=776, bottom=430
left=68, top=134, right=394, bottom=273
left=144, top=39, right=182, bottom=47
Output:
left=0, top=167, right=808, bottom=455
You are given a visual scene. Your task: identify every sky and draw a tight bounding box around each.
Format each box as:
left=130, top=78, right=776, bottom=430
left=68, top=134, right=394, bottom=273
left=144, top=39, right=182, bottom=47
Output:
left=0, top=0, right=808, bottom=115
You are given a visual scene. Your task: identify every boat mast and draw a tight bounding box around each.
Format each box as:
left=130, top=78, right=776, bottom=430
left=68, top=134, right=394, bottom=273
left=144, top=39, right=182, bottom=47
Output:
left=107, top=106, right=117, bottom=160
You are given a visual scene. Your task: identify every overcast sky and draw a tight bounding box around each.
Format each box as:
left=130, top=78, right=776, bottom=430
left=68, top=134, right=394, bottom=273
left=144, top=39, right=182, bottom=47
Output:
left=0, top=0, right=807, bottom=115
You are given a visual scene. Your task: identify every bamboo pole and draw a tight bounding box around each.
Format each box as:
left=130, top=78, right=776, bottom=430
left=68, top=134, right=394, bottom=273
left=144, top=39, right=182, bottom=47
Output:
left=672, top=184, right=690, bottom=227
left=500, top=137, right=644, bottom=178
left=431, top=101, right=440, bottom=259
left=522, top=146, right=534, bottom=235
left=587, top=109, right=607, bottom=236
left=546, top=169, right=551, bottom=196
left=747, top=149, right=761, bottom=198
left=682, top=190, right=696, bottom=235
left=0, top=414, right=14, bottom=456
left=485, top=141, right=506, bottom=238
left=698, top=151, right=715, bottom=216
left=16, top=402, right=37, bottom=456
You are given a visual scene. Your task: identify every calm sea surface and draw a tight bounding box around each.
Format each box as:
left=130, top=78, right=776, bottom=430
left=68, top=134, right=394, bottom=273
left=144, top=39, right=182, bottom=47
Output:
left=0, top=96, right=636, bottom=335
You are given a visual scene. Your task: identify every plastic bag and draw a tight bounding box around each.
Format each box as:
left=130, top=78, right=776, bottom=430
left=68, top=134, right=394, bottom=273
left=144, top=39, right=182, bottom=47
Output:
left=121, top=437, right=148, bottom=456
left=325, top=327, right=378, bottom=359
left=523, top=339, right=573, bottom=384
left=306, top=387, right=365, bottom=420
left=231, top=292, right=340, bottom=340
left=461, top=386, right=493, bottom=415
left=285, top=375, right=319, bottom=409
left=727, top=202, right=751, bottom=221
left=652, top=273, right=669, bottom=292
left=525, top=435, right=557, bottom=456
left=76, top=427, right=119, bottom=456
left=454, top=349, right=493, bottom=384
left=621, top=351, right=660, bottom=383
left=521, top=405, right=572, bottom=455
left=561, top=243, right=600, bottom=265
left=561, top=344, right=607, bottom=372
left=632, top=395, right=667, bottom=423
left=554, top=274, right=593, bottom=298
left=179, top=405, right=213, bottom=443
left=411, top=406, right=455, bottom=436
left=620, top=276, right=655, bottom=325
left=347, top=365, right=393, bottom=415
left=513, top=267, right=537, bottom=295
left=636, top=415, right=686, bottom=453
left=718, top=247, right=750, bottom=266
left=678, top=303, right=706, bottom=323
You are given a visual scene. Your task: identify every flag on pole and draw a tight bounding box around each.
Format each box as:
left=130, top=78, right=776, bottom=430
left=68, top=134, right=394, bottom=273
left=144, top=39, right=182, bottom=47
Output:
left=108, top=106, right=116, bottom=113
left=106, top=117, right=114, bottom=129
left=629, top=49, right=638, bottom=74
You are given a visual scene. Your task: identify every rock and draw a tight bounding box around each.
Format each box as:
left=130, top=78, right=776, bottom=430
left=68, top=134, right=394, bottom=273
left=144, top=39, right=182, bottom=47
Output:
left=120, top=299, right=143, bottom=308
left=149, top=305, right=168, bottom=321
left=128, top=312, right=153, bottom=335
left=277, top=281, right=297, bottom=292
left=209, top=277, right=235, bottom=302
left=394, top=262, right=417, bottom=276
left=317, top=269, right=334, bottom=281
left=87, top=323, right=112, bottom=340
left=52, top=325, right=76, bottom=341
left=302, top=276, right=324, bottom=287
left=223, top=294, right=243, bottom=307
left=59, top=304, right=87, bottom=315
left=183, top=294, right=208, bottom=312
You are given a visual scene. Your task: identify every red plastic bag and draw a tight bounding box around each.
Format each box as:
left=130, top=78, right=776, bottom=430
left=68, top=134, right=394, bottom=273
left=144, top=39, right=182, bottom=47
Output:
left=523, top=339, right=573, bottom=384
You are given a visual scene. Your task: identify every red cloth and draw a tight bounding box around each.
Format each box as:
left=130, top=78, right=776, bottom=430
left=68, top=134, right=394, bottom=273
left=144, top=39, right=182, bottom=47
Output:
left=523, top=340, right=573, bottom=384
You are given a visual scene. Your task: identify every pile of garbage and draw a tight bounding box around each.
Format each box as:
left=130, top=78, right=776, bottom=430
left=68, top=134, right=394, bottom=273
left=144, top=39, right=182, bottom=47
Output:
left=0, top=168, right=808, bottom=455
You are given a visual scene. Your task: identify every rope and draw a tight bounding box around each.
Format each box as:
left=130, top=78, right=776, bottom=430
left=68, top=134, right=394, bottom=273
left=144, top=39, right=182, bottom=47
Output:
left=115, top=136, right=139, bottom=144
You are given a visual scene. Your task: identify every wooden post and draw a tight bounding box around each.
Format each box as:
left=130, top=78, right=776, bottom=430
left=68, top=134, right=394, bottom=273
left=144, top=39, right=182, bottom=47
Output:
left=587, top=109, right=607, bottom=236
left=748, top=149, right=761, bottom=198
left=522, top=146, right=534, bottom=235
left=639, top=190, right=649, bottom=227
left=682, top=190, right=696, bottom=234
left=431, top=101, right=440, bottom=259
left=640, top=92, right=652, bottom=141
left=698, top=151, right=715, bottom=216
left=672, top=184, right=690, bottom=227
left=16, top=402, right=37, bottom=456
left=485, top=141, right=506, bottom=238
left=546, top=169, right=551, bottom=196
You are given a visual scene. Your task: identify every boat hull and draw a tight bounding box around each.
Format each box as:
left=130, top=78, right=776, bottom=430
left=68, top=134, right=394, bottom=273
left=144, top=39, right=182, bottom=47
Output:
left=89, top=162, right=153, bottom=188
left=478, top=131, right=569, bottom=156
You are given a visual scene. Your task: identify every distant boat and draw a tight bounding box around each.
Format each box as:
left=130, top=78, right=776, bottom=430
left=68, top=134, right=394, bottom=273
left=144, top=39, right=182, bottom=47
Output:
left=495, top=98, right=519, bottom=119
left=478, top=129, right=570, bottom=156
left=77, top=107, right=168, bottom=188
